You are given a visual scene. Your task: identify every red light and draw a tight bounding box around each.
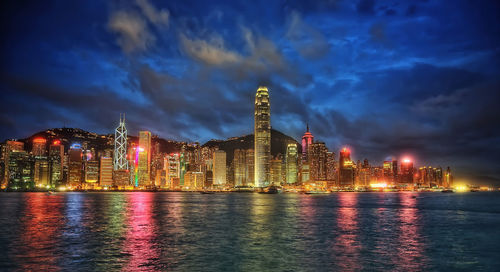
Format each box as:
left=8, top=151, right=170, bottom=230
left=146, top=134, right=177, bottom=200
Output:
left=403, top=158, right=411, bottom=163
left=53, top=140, right=61, bottom=145
left=33, top=138, right=46, bottom=143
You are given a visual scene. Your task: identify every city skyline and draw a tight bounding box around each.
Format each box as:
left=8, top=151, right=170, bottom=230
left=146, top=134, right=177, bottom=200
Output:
left=1, top=0, right=500, bottom=186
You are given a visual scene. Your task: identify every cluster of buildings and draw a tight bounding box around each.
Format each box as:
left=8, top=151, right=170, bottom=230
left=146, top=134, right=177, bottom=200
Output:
left=0, top=86, right=454, bottom=191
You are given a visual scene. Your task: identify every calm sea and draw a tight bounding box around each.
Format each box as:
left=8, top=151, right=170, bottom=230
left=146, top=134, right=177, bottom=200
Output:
left=0, top=192, right=499, bottom=271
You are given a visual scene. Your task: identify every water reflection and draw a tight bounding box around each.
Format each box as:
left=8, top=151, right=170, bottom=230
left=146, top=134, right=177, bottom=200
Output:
left=123, top=193, right=159, bottom=271
left=333, top=193, right=362, bottom=271
left=18, top=193, right=63, bottom=271
left=396, top=193, right=425, bottom=270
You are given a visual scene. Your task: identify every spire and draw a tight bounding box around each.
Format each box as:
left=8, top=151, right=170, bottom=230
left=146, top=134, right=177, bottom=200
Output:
left=306, top=123, right=309, bottom=132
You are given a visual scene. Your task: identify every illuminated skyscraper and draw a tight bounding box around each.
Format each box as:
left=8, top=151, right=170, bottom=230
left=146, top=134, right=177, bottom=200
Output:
left=339, top=147, right=354, bottom=188
left=100, top=157, right=113, bottom=186
left=234, top=149, right=246, bottom=186
left=2, top=141, right=24, bottom=188
left=138, top=131, right=152, bottom=186
left=254, top=86, right=271, bottom=188
left=165, top=153, right=180, bottom=188
left=49, top=140, right=64, bottom=186
left=286, top=144, right=298, bottom=184
left=400, top=158, right=414, bottom=185
left=114, top=113, right=128, bottom=170
left=213, top=150, right=226, bottom=186
left=309, top=142, right=328, bottom=181
left=32, top=138, right=47, bottom=156
left=270, top=155, right=283, bottom=185
left=301, top=124, right=314, bottom=161
left=68, top=143, right=83, bottom=187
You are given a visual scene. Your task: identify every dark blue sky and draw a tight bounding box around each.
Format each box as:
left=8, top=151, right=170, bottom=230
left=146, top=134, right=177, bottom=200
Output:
left=1, top=0, right=499, bottom=185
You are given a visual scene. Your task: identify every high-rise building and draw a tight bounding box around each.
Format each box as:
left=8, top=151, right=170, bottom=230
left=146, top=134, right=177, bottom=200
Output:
left=445, top=167, right=453, bottom=188
left=84, top=160, right=99, bottom=184
left=400, top=158, right=414, bottom=185
left=34, top=156, right=50, bottom=187
left=213, top=150, right=226, bottom=186
left=270, top=155, right=283, bottom=185
left=138, top=131, right=152, bottom=186
left=309, top=142, right=328, bottom=181
left=100, top=157, right=113, bottom=186
left=326, top=152, right=336, bottom=184
left=68, top=143, right=83, bottom=187
left=49, top=140, right=64, bottom=186
left=339, top=147, right=354, bottom=188
left=245, top=149, right=254, bottom=187
left=165, top=153, right=180, bottom=189
left=234, top=149, right=246, bottom=187
left=32, top=138, right=47, bottom=156
left=2, top=141, right=25, bottom=188
left=301, top=124, right=314, bottom=161
left=7, top=150, right=34, bottom=189
left=286, top=144, right=298, bottom=184
left=254, top=86, right=271, bottom=188
left=114, top=114, right=128, bottom=170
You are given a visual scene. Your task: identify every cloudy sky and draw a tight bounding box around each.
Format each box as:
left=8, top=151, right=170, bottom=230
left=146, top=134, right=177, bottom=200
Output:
left=1, top=0, right=499, bottom=185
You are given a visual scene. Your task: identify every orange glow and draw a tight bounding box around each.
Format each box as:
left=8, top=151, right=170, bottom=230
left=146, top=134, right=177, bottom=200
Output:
left=342, top=147, right=350, bottom=153
left=370, top=183, right=388, bottom=188
left=33, top=138, right=46, bottom=143
left=402, top=158, right=411, bottom=163
left=52, top=140, right=61, bottom=145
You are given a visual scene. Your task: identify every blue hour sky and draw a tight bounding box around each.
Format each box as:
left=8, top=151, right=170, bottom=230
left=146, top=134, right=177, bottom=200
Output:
left=1, top=0, right=499, bottom=185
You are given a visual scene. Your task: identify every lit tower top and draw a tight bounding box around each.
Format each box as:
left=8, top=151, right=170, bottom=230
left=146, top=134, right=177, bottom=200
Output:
left=301, top=124, right=314, bottom=161
left=254, top=86, right=271, bottom=188
left=114, top=113, right=128, bottom=170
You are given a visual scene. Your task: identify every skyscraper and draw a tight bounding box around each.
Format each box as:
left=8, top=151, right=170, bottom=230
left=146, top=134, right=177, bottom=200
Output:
left=400, top=158, right=414, bottom=185
left=301, top=124, right=314, bottom=161
left=138, top=131, right=151, bottom=186
left=286, top=143, right=298, bottom=184
left=32, top=138, right=47, bottom=156
left=234, top=149, right=246, bottom=186
left=49, top=140, right=64, bottom=187
left=68, top=143, right=83, bottom=187
left=114, top=114, right=128, bottom=170
left=213, top=150, right=226, bottom=186
left=100, top=157, right=113, bottom=187
left=339, top=147, right=354, bottom=188
left=254, top=86, right=271, bottom=188
left=309, top=142, right=328, bottom=181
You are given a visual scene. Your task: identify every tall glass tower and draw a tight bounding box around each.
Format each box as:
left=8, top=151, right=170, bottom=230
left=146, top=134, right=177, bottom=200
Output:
left=113, top=113, right=128, bottom=170
left=254, top=86, right=271, bottom=188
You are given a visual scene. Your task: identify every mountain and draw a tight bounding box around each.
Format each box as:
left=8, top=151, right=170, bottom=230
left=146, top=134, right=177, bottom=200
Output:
left=202, top=129, right=302, bottom=162
left=13, top=128, right=301, bottom=161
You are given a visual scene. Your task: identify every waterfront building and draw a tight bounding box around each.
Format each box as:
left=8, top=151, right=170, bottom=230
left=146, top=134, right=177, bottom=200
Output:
left=445, top=167, right=453, bottom=188
left=99, top=157, right=113, bottom=186
left=32, top=138, right=47, bottom=156
left=399, top=159, right=414, bottom=186
left=309, top=142, right=328, bottom=181
left=254, top=86, right=271, bottom=188
left=85, top=160, right=99, bottom=184
left=2, top=141, right=25, bottom=188
left=138, top=131, right=151, bottom=186
left=326, top=151, right=336, bottom=185
left=300, top=162, right=310, bottom=183
left=301, top=125, right=314, bottom=161
left=49, top=141, right=64, bottom=186
left=270, top=155, right=283, bottom=185
left=213, top=150, right=226, bottom=186
left=234, top=149, right=246, bottom=186
left=7, top=150, right=34, bottom=189
left=286, top=144, right=298, bottom=184
left=184, top=171, right=205, bottom=190
left=113, top=169, right=130, bottom=187
left=339, top=147, right=354, bottom=188
left=68, top=144, right=83, bottom=187
left=165, top=153, right=180, bottom=189
left=113, top=114, right=128, bottom=170
left=34, top=156, right=50, bottom=187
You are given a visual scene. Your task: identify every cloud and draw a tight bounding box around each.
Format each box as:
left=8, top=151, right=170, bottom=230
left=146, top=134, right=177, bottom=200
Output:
left=286, top=11, right=331, bottom=59
left=108, top=11, right=155, bottom=53
left=136, top=0, right=169, bottom=26
left=179, top=34, right=242, bottom=65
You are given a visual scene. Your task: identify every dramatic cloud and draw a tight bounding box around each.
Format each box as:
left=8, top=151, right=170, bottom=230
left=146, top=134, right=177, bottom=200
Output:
left=286, top=11, right=331, bottom=59
left=108, top=11, right=155, bottom=53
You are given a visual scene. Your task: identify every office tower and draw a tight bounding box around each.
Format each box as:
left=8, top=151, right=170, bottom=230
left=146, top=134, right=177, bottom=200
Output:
left=400, top=158, right=414, bottom=185
left=435, top=167, right=443, bottom=187
left=114, top=114, right=128, bottom=170
left=326, top=152, right=336, bottom=184
left=100, top=157, right=113, bottom=186
left=165, top=153, right=180, bottom=189
left=138, top=131, right=151, bottom=186
left=392, top=160, right=398, bottom=182
left=300, top=162, right=310, bottom=183
left=49, top=141, right=64, bottom=186
left=270, top=155, right=283, bottom=185
left=445, top=167, right=453, bottom=188
left=2, top=141, right=25, bottom=188
left=7, top=150, right=34, bottom=189
left=309, top=142, right=328, bottom=181
left=85, top=160, right=99, bottom=184
left=32, top=138, right=47, bottom=156
left=68, top=144, right=83, bottom=187
left=301, top=124, right=314, bottom=161
left=184, top=171, right=204, bottom=190
left=34, top=156, right=50, bottom=187
left=254, top=86, right=271, bottom=188
left=234, top=149, right=246, bottom=186
left=213, top=150, right=226, bottom=186
left=286, top=144, right=298, bottom=184
left=245, top=149, right=254, bottom=187
left=383, top=160, right=394, bottom=184
left=339, top=147, right=354, bottom=188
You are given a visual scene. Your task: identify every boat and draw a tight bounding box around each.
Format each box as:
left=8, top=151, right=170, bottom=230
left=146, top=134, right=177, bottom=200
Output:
left=258, top=186, right=279, bottom=194
left=441, top=189, right=454, bottom=193
left=200, top=191, right=215, bottom=194
left=46, top=191, right=56, bottom=195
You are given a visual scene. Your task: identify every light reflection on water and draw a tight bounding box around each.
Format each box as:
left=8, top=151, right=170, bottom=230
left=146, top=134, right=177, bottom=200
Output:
left=0, top=192, right=499, bottom=271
